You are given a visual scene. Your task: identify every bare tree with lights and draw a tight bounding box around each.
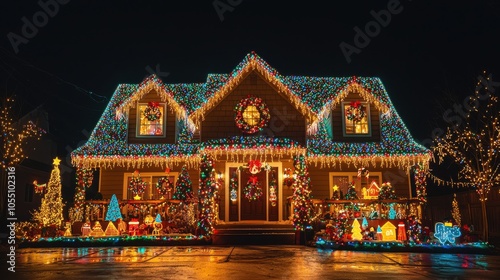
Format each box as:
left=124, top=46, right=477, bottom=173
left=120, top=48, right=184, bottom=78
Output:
left=1, top=97, right=45, bottom=216
left=431, top=72, right=499, bottom=242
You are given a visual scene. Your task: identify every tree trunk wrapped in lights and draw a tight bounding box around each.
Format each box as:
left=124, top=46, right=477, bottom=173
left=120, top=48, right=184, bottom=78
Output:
left=431, top=72, right=499, bottom=242
left=1, top=97, right=46, bottom=215
left=197, top=154, right=216, bottom=235
left=69, top=164, right=94, bottom=222
left=292, top=154, right=312, bottom=231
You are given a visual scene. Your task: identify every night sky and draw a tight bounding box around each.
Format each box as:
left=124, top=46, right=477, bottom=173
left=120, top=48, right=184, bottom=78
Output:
left=1, top=1, right=499, bottom=195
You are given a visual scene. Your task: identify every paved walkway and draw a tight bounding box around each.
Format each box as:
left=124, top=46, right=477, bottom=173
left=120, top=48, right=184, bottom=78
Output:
left=5, top=246, right=500, bottom=279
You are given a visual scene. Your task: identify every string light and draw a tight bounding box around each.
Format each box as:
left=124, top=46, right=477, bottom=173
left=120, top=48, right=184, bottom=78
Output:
left=71, top=52, right=430, bottom=172
left=1, top=97, right=46, bottom=169
left=32, top=158, right=65, bottom=228
left=431, top=72, right=499, bottom=202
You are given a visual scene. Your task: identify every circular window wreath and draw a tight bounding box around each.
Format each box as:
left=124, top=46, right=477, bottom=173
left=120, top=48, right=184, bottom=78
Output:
left=144, top=101, right=162, bottom=122
left=345, top=101, right=367, bottom=123
left=234, top=96, right=270, bottom=134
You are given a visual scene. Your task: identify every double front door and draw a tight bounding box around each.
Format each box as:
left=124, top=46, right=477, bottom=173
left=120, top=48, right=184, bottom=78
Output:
left=228, top=166, right=279, bottom=221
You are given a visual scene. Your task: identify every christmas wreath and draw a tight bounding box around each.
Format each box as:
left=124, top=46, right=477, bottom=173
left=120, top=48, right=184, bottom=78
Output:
left=234, top=96, right=270, bottom=134
left=244, top=175, right=263, bottom=201
left=128, top=173, right=148, bottom=196
left=144, top=101, right=162, bottom=122
left=156, top=177, right=172, bottom=196
left=345, top=101, right=366, bottom=123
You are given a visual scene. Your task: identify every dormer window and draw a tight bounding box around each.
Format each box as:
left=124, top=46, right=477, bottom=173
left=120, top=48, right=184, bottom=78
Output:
left=137, top=102, right=166, bottom=137
left=342, top=101, right=371, bottom=136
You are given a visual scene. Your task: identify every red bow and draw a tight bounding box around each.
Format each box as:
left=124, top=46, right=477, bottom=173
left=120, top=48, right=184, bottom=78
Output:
left=148, top=101, right=159, bottom=107
left=249, top=175, right=259, bottom=185
left=350, top=101, right=361, bottom=108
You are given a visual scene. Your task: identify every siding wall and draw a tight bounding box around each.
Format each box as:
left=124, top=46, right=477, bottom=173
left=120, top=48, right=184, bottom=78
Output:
left=201, top=71, right=307, bottom=145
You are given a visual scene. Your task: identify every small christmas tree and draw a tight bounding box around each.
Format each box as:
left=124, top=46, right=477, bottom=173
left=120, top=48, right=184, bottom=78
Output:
left=331, top=185, right=341, bottom=200
left=351, top=219, right=363, bottom=240
left=378, top=182, right=397, bottom=200
left=451, top=193, right=461, bottom=227
left=173, top=165, right=194, bottom=203
left=32, top=157, right=65, bottom=229
left=104, top=194, right=122, bottom=236
left=344, top=182, right=358, bottom=200
left=105, top=194, right=122, bottom=222
left=292, top=154, right=312, bottom=231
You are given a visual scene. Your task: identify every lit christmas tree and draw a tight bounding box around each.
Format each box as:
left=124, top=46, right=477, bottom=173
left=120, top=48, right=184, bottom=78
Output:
left=292, top=154, right=312, bottom=231
left=331, top=185, right=341, bottom=200
left=378, top=182, right=397, bottom=200
left=451, top=193, right=461, bottom=227
left=104, top=194, right=122, bottom=236
left=197, top=154, right=216, bottom=235
left=105, top=194, right=122, bottom=221
left=173, top=165, right=194, bottom=203
left=69, top=164, right=94, bottom=222
left=351, top=219, right=362, bottom=240
left=344, top=182, right=358, bottom=200
left=32, top=157, right=65, bottom=228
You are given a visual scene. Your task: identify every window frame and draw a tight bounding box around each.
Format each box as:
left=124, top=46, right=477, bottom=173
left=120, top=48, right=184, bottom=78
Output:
left=136, top=102, right=167, bottom=138
left=328, top=172, right=382, bottom=199
left=122, top=172, right=179, bottom=200
left=341, top=101, right=372, bottom=137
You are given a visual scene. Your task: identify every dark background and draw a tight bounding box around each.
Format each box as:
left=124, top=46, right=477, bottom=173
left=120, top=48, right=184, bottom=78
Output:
left=1, top=0, right=499, bottom=196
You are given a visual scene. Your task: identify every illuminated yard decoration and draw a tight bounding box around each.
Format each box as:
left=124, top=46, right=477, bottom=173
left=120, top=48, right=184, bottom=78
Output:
left=434, top=222, right=461, bottom=244
left=32, top=158, right=65, bottom=228
left=381, top=221, right=396, bottom=241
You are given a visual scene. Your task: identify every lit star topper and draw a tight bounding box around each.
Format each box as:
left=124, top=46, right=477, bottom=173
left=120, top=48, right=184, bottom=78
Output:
left=53, top=157, right=61, bottom=166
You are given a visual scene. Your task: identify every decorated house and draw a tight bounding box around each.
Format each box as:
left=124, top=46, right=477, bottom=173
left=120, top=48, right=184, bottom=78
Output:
left=71, top=52, right=430, bottom=239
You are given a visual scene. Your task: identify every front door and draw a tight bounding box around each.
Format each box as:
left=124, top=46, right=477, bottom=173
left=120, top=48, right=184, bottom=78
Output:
left=240, top=170, right=267, bottom=220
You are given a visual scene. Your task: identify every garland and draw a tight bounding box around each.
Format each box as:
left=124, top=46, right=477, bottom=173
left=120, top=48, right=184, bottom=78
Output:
left=269, top=170, right=278, bottom=206
left=244, top=175, right=263, bottom=201
left=230, top=171, right=238, bottom=202
left=156, top=177, right=172, bottom=196
left=234, top=96, right=270, bottom=134
left=345, top=100, right=366, bottom=123
left=144, top=101, right=162, bottom=121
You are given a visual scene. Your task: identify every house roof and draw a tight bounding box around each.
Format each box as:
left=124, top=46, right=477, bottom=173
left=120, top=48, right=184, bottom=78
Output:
left=71, top=52, right=430, bottom=169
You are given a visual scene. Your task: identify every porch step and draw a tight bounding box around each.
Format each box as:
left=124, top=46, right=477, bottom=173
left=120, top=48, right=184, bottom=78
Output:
left=213, top=225, right=297, bottom=245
